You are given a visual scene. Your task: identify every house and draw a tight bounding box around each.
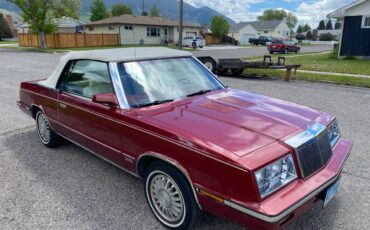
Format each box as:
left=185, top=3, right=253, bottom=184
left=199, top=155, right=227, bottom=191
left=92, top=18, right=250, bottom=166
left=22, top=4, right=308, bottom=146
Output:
left=328, top=0, right=370, bottom=58
left=19, top=16, right=84, bottom=34
left=84, top=14, right=202, bottom=45
left=229, top=20, right=290, bottom=45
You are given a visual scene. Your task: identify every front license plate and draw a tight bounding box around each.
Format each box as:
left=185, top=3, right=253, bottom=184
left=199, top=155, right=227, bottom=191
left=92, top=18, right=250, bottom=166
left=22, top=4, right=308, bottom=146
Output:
left=323, top=179, right=340, bottom=208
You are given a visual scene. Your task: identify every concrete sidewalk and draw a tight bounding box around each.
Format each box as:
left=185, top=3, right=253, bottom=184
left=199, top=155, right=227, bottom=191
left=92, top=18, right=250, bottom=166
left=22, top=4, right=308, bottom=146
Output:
left=296, top=69, right=370, bottom=78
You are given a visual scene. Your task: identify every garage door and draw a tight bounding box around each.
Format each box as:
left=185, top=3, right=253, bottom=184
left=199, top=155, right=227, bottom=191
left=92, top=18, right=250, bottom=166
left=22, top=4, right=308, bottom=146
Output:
left=242, top=34, right=255, bottom=45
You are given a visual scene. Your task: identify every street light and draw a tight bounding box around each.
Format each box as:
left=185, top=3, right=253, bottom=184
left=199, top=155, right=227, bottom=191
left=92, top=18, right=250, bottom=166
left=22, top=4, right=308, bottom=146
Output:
left=179, top=0, right=183, bottom=50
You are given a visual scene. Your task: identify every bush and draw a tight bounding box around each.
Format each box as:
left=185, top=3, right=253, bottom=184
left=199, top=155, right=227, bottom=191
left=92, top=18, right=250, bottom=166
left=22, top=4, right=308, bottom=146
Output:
left=295, top=33, right=306, bottom=41
left=319, top=33, right=334, bottom=41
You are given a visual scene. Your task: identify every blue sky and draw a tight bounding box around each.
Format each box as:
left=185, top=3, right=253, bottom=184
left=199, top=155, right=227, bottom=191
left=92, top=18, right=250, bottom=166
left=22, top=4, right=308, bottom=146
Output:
left=184, top=0, right=354, bottom=27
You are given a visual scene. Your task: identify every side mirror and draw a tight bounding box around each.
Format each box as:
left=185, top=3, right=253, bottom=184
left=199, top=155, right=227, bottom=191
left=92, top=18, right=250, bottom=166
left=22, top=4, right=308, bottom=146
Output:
left=92, top=93, right=119, bottom=107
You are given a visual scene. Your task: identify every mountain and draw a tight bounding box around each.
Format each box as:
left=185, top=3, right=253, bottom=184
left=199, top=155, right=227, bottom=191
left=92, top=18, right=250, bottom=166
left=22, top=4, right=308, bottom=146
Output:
left=0, top=0, right=235, bottom=25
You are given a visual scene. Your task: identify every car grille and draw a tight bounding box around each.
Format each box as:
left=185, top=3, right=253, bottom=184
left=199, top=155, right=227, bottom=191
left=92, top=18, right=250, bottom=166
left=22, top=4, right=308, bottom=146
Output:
left=296, top=129, right=333, bottom=178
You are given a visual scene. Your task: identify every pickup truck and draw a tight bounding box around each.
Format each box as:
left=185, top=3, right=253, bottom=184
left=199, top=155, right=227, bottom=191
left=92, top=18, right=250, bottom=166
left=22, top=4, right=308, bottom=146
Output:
left=249, top=36, right=273, bottom=46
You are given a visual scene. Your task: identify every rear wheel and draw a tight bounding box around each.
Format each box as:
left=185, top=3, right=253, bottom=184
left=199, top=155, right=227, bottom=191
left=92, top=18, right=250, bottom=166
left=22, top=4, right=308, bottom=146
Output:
left=36, top=111, right=63, bottom=148
left=201, top=58, right=216, bottom=73
left=144, top=162, right=200, bottom=230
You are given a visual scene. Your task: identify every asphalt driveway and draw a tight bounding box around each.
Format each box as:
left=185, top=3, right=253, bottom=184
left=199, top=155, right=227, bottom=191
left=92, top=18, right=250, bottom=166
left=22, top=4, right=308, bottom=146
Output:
left=0, top=49, right=369, bottom=230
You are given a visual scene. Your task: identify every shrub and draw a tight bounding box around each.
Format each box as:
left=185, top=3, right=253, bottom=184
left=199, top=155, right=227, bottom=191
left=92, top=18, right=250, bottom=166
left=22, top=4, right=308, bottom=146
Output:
left=319, top=33, right=334, bottom=41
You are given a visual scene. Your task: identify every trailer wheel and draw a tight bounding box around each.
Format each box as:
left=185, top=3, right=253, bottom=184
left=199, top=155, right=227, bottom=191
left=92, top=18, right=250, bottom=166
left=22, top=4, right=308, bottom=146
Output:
left=217, top=68, right=229, bottom=75
left=231, top=68, right=243, bottom=75
left=201, top=58, right=216, bottom=73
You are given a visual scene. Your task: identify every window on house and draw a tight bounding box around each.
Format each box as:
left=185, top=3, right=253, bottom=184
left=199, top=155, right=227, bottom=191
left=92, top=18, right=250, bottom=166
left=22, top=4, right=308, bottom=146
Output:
left=88, top=26, right=94, bottom=31
left=363, top=16, right=370, bottom=28
left=108, top=26, right=115, bottom=31
left=147, top=27, right=160, bottom=37
left=125, top=25, right=133, bottom=31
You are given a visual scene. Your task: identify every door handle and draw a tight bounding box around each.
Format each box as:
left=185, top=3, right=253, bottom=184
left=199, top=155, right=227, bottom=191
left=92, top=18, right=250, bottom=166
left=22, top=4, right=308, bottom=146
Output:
left=59, top=103, right=67, bottom=109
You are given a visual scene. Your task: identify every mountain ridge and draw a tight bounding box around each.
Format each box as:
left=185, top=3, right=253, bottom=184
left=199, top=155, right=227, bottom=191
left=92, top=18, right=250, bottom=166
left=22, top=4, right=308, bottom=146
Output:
left=0, top=0, right=235, bottom=25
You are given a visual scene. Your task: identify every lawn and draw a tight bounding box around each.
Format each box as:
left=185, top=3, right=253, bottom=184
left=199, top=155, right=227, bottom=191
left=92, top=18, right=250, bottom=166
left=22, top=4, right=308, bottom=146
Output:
left=241, top=50, right=370, bottom=88
left=247, top=52, right=370, bottom=75
left=243, top=68, right=370, bottom=88
left=0, top=40, right=18, bottom=44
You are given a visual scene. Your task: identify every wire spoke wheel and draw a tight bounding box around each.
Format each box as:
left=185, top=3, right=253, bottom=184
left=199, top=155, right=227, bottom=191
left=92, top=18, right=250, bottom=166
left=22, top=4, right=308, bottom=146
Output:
left=147, top=171, right=186, bottom=227
left=37, top=113, right=50, bottom=144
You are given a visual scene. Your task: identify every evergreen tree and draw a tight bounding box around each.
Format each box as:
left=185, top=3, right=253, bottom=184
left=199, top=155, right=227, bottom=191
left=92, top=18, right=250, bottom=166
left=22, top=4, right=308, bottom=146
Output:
left=318, top=20, right=326, bottom=30
left=90, top=0, right=110, bottom=22
left=111, top=3, right=132, bottom=16
left=326, top=19, right=333, bottom=30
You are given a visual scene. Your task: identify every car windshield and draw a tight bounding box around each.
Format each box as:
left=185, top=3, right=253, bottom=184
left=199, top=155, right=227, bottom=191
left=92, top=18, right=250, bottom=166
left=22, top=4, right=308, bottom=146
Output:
left=117, top=57, right=225, bottom=108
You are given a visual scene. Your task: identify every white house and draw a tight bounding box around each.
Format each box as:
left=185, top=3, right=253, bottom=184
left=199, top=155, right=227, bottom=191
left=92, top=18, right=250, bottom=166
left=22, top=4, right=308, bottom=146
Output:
left=229, top=20, right=291, bottom=45
left=328, top=0, right=370, bottom=58
left=19, top=16, right=84, bottom=34
left=84, top=14, right=202, bottom=45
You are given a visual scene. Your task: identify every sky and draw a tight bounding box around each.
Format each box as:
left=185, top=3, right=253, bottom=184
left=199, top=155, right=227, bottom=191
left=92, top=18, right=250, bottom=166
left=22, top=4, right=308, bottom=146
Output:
left=184, top=0, right=354, bottom=28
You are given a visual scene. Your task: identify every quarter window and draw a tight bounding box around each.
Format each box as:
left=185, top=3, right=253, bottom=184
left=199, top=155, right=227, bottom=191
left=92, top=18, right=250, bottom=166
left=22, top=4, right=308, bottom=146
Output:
left=363, top=16, right=370, bottom=28
left=147, top=27, right=160, bottom=37
left=60, top=60, right=113, bottom=99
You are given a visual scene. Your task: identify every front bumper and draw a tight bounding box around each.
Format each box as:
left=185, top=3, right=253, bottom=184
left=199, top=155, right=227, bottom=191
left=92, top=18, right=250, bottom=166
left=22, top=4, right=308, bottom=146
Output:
left=197, top=138, right=352, bottom=229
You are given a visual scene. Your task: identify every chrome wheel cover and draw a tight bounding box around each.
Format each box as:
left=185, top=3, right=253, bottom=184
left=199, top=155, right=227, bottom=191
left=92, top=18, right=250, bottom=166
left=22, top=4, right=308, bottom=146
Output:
left=37, top=113, right=50, bottom=144
left=204, top=62, right=213, bottom=71
left=147, top=171, right=186, bottom=227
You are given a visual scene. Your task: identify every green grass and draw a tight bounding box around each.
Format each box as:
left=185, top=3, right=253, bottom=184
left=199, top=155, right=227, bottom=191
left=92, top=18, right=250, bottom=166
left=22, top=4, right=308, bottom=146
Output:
left=246, top=52, right=370, bottom=75
left=244, top=68, right=370, bottom=88
left=0, top=40, right=18, bottom=44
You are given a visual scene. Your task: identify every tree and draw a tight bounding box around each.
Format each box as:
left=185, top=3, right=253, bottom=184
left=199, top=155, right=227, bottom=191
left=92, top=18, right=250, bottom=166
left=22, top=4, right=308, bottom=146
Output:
left=111, top=3, right=132, bottom=16
left=326, top=19, right=333, bottom=30
left=319, top=33, right=334, bottom=41
left=210, top=16, right=230, bottom=43
left=257, top=9, right=297, bottom=30
left=90, top=0, right=110, bottom=22
left=306, top=31, right=313, bottom=40
left=0, top=13, right=13, bottom=41
left=302, top=23, right=311, bottom=32
left=296, top=25, right=303, bottom=33
left=150, top=5, right=160, bottom=17
left=295, top=33, right=306, bottom=41
left=53, top=0, right=81, bottom=19
left=335, top=21, right=341, bottom=29
left=318, top=20, right=326, bottom=30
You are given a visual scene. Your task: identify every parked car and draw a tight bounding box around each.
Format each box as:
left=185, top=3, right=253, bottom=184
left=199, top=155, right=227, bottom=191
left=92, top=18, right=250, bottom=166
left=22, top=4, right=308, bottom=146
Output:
left=182, top=35, right=205, bottom=48
left=249, top=36, right=273, bottom=46
left=17, top=47, right=352, bottom=230
left=268, top=40, right=301, bottom=54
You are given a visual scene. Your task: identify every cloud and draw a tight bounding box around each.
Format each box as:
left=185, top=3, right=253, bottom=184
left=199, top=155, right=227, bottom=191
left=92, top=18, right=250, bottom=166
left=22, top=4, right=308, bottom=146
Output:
left=184, top=0, right=353, bottom=27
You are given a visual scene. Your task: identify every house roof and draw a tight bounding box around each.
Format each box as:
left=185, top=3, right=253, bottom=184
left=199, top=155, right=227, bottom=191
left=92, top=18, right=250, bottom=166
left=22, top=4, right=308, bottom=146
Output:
left=40, top=47, right=192, bottom=89
left=86, top=14, right=201, bottom=28
left=230, top=20, right=284, bottom=33
left=20, top=16, right=83, bottom=29
left=328, top=0, right=368, bottom=18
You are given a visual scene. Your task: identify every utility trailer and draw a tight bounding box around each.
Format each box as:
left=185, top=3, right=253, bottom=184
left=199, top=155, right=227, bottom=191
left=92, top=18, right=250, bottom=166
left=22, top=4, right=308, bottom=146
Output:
left=197, top=55, right=301, bottom=81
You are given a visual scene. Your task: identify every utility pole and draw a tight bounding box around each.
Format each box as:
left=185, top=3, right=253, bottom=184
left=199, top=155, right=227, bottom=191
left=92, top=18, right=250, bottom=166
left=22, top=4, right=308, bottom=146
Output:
left=178, top=0, right=183, bottom=50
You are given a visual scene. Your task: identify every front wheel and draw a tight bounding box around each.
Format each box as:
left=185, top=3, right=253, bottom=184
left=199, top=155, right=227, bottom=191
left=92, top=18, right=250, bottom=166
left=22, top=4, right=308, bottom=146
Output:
left=36, top=111, right=63, bottom=148
left=144, top=162, right=200, bottom=229
left=295, top=48, right=300, bottom=54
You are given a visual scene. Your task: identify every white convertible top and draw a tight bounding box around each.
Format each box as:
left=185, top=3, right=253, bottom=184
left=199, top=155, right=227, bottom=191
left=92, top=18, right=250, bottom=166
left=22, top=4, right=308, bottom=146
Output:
left=40, top=47, right=192, bottom=88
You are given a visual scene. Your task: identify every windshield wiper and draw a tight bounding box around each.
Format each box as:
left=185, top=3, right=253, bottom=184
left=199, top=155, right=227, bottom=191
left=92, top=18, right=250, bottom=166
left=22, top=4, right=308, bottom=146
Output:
left=186, top=89, right=212, bottom=97
left=132, top=99, right=174, bottom=108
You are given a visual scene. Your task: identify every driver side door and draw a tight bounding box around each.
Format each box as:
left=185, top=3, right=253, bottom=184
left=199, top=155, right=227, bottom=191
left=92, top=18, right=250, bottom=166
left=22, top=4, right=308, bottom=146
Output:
left=56, top=60, right=134, bottom=169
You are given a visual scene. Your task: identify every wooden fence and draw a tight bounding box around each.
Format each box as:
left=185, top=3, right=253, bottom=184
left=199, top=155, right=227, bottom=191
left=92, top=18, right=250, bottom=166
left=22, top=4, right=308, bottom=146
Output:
left=18, top=33, right=120, bottom=49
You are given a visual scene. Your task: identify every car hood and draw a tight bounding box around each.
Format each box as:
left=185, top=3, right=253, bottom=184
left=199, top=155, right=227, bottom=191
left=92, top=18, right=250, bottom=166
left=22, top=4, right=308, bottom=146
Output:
left=139, top=89, right=321, bottom=158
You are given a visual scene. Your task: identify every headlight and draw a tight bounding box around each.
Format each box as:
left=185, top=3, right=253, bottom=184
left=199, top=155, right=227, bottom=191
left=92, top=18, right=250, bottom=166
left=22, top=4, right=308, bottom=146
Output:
left=254, top=154, right=297, bottom=198
left=327, top=119, right=340, bottom=147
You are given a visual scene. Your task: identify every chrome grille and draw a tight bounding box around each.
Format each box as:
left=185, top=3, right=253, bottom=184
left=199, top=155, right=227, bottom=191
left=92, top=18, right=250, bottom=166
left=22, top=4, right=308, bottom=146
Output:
left=296, top=130, right=333, bottom=178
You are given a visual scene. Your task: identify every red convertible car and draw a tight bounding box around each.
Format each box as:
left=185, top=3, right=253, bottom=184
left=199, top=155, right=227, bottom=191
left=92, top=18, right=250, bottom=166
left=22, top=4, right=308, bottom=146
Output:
left=17, top=48, right=351, bottom=229
left=268, top=40, right=301, bottom=54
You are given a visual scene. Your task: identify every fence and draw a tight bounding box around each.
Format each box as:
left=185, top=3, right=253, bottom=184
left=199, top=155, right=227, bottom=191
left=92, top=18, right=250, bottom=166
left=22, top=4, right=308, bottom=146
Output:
left=18, top=33, right=120, bottom=49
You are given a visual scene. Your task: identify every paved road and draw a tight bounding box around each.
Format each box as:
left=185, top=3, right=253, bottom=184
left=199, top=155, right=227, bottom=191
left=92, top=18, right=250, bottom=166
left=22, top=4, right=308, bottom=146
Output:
left=0, top=50, right=369, bottom=230
left=192, top=45, right=333, bottom=59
